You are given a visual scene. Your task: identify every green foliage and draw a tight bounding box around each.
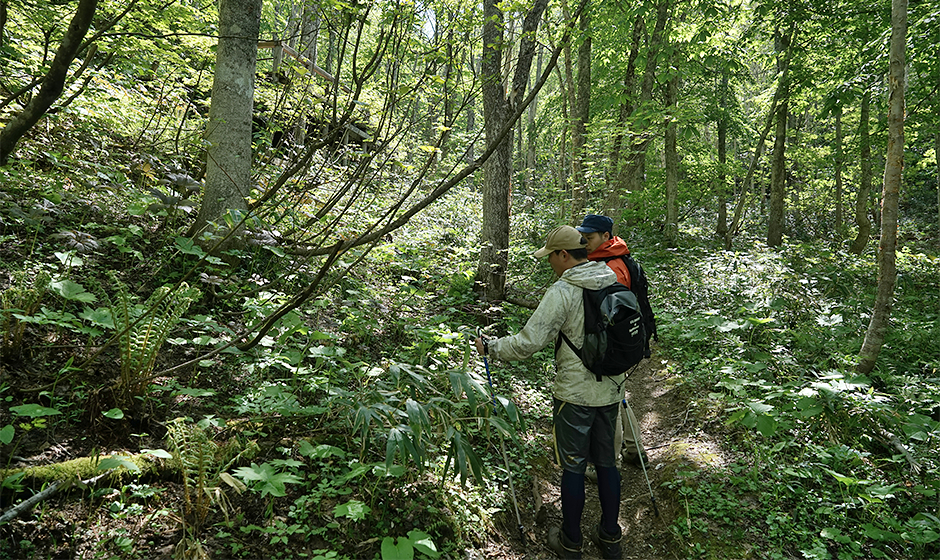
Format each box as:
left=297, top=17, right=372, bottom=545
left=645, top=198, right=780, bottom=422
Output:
left=1, top=269, right=50, bottom=361
left=110, top=277, right=201, bottom=405
left=654, top=242, right=940, bottom=559
left=165, top=416, right=256, bottom=532
left=232, top=461, right=303, bottom=499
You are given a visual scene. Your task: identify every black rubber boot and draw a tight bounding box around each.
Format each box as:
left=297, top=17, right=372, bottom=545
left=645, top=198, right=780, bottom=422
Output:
left=548, top=526, right=582, bottom=559
left=591, top=524, right=622, bottom=560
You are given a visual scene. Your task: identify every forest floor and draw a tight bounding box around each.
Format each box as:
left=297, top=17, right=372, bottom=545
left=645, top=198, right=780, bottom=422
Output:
left=0, top=344, right=728, bottom=560
left=475, top=349, right=732, bottom=560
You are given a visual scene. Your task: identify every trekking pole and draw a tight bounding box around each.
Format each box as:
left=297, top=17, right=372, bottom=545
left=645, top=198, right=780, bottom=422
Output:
left=479, top=331, right=526, bottom=545
left=625, top=398, right=659, bottom=517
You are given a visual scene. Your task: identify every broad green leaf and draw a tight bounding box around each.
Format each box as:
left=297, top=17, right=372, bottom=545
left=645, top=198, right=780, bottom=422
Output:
left=175, top=236, right=206, bottom=256
left=79, top=307, right=115, bottom=328
left=102, top=408, right=124, bottom=419
left=725, top=409, right=747, bottom=425
left=747, top=401, right=774, bottom=414
left=820, top=527, right=850, bottom=543
left=0, top=424, right=14, bottom=445
left=863, top=523, right=902, bottom=542
left=10, top=404, right=62, bottom=418
left=372, top=464, right=406, bottom=477
left=333, top=499, right=371, bottom=521
left=97, top=456, right=141, bottom=473
left=754, top=414, right=777, bottom=437
left=407, top=530, right=441, bottom=558
left=381, top=537, right=414, bottom=560
left=141, top=448, right=173, bottom=459
left=54, top=251, right=84, bottom=267
left=301, top=443, right=346, bottom=459
left=50, top=279, right=97, bottom=303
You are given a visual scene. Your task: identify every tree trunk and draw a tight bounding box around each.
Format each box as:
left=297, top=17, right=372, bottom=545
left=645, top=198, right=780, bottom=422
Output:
left=849, top=90, right=873, bottom=254
left=716, top=71, right=729, bottom=237
left=767, top=25, right=793, bottom=248
left=0, top=0, right=97, bottom=165
left=560, top=1, right=577, bottom=206
left=466, top=39, right=478, bottom=163
left=605, top=0, right=668, bottom=216
left=476, top=0, right=549, bottom=302
left=664, top=69, right=678, bottom=246
left=766, top=98, right=788, bottom=247
left=191, top=0, right=262, bottom=249
left=442, top=23, right=455, bottom=161
left=570, top=1, right=591, bottom=222
left=0, top=0, right=7, bottom=48
left=605, top=14, right=643, bottom=209
left=834, top=107, right=844, bottom=234
left=858, top=0, right=906, bottom=374
left=524, top=46, right=543, bottom=208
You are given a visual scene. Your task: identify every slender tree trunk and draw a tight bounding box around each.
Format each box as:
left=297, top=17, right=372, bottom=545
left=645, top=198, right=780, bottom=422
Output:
left=524, top=46, right=543, bottom=208
left=858, top=0, right=906, bottom=374
left=767, top=99, right=789, bottom=247
left=553, top=61, right=571, bottom=194
left=606, top=14, right=642, bottom=204
left=0, top=0, right=97, bottom=165
left=726, top=22, right=795, bottom=250
left=834, top=107, right=844, bottom=234
left=560, top=1, right=577, bottom=203
left=716, top=72, right=729, bottom=237
left=664, top=70, right=678, bottom=245
left=570, top=1, right=591, bottom=222
left=767, top=25, right=793, bottom=248
left=0, top=0, right=7, bottom=48
left=849, top=90, right=873, bottom=254
left=476, top=0, right=549, bottom=302
left=191, top=0, right=262, bottom=249
left=466, top=40, right=478, bottom=163
left=606, top=0, right=668, bottom=215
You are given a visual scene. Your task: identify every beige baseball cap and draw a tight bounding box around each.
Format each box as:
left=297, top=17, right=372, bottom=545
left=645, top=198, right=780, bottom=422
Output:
left=533, top=225, right=587, bottom=258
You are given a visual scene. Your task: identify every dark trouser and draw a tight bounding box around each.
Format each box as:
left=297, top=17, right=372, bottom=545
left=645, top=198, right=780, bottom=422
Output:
left=553, top=398, right=621, bottom=543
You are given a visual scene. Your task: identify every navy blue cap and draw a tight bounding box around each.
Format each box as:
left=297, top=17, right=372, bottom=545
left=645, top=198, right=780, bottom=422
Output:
left=576, top=214, right=613, bottom=234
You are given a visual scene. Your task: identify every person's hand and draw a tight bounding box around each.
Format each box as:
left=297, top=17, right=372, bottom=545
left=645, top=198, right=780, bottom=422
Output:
left=474, top=336, right=487, bottom=356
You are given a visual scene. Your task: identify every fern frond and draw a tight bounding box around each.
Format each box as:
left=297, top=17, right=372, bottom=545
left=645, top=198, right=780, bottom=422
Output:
left=109, top=278, right=200, bottom=404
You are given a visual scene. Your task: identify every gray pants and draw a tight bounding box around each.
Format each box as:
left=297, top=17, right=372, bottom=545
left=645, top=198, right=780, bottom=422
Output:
left=613, top=399, right=644, bottom=456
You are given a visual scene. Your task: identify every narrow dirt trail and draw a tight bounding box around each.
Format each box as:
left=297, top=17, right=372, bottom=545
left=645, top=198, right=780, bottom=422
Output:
left=475, top=350, right=727, bottom=559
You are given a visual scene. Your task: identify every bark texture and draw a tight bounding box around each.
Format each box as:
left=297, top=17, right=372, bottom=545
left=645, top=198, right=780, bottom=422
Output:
left=0, top=0, right=97, bottom=165
left=857, top=0, right=906, bottom=374
left=192, top=0, right=262, bottom=248
left=476, top=0, right=549, bottom=302
left=570, top=1, right=591, bottom=221
left=849, top=90, right=873, bottom=254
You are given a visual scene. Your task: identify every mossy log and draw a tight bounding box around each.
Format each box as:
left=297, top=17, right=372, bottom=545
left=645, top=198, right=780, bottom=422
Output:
left=0, top=453, right=163, bottom=525
left=1, top=453, right=160, bottom=485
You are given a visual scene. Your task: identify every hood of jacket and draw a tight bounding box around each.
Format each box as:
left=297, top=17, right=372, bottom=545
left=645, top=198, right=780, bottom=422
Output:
left=590, top=236, right=630, bottom=260
left=559, top=260, right=617, bottom=290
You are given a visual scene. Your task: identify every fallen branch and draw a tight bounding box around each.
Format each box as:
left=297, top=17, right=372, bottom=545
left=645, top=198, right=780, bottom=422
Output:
left=0, top=470, right=112, bottom=525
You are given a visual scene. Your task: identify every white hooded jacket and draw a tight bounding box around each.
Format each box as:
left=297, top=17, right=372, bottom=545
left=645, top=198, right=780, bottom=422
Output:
left=489, top=260, right=625, bottom=407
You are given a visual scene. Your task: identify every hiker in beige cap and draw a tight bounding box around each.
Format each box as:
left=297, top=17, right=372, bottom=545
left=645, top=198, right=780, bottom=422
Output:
left=474, top=225, right=624, bottom=559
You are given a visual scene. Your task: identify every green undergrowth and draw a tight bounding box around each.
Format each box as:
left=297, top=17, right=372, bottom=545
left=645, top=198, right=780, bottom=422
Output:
left=650, top=240, right=940, bottom=559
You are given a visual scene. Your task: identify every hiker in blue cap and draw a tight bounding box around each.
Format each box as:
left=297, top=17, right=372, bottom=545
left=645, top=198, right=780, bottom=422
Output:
left=577, top=214, right=648, bottom=468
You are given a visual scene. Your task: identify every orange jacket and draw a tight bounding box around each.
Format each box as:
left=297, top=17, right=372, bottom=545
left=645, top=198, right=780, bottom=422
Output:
left=589, top=236, right=632, bottom=288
